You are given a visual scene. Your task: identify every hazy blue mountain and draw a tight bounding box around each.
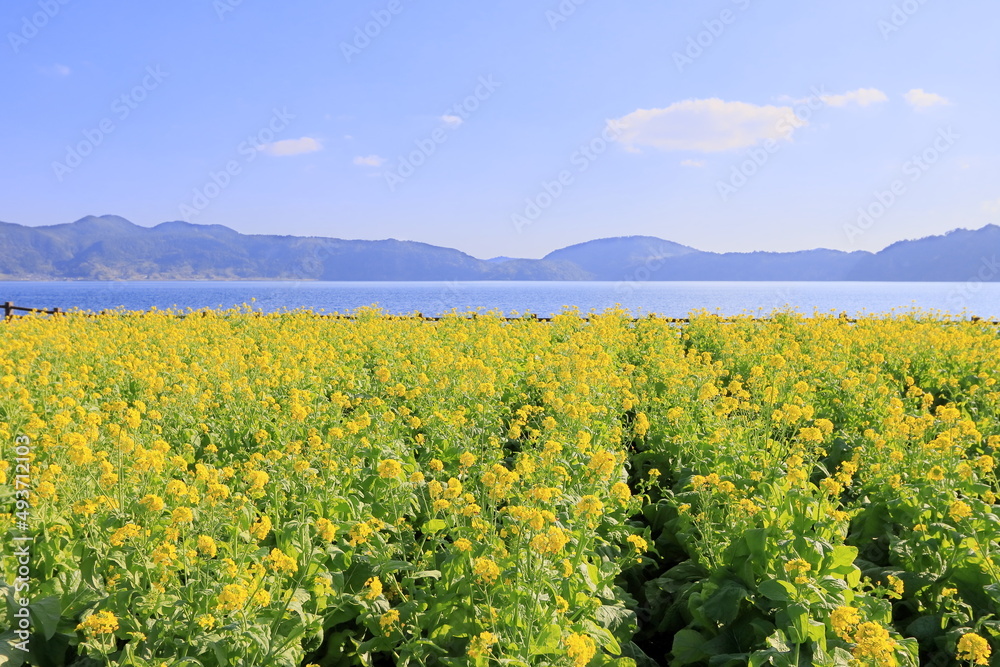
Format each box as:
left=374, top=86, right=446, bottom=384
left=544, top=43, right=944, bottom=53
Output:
left=847, top=225, right=1000, bottom=281
left=0, top=216, right=997, bottom=281
left=0, top=216, right=587, bottom=281
left=543, top=236, right=699, bottom=281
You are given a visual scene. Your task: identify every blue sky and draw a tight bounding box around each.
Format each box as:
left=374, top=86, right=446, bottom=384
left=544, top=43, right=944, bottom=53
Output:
left=2, top=0, right=998, bottom=259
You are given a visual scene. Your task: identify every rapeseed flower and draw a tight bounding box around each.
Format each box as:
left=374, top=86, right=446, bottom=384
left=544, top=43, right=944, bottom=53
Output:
left=364, top=577, right=383, bottom=599
left=109, top=523, right=142, bottom=547
left=216, top=584, right=248, bottom=612
left=378, top=459, right=403, bottom=479
left=379, top=608, right=400, bottom=633
left=473, top=558, right=501, bottom=584
left=467, top=631, right=496, bottom=659
left=314, top=518, right=337, bottom=542
left=196, top=535, right=217, bottom=558
left=565, top=633, right=596, bottom=667
left=250, top=515, right=272, bottom=540
left=831, top=606, right=860, bottom=641
left=76, top=610, right=118, bottom=635
left=957, top=633, right=991, bottom=665
left=627, top=534, right=648, bottom=555
left=851, top=622, right=897, bottom=666
left=949, top=500, right=973, bottom=521
left=265, top=547, right=297, bottom=574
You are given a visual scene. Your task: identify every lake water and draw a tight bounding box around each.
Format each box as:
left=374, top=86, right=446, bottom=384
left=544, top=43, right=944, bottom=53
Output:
left=1, top=281, right=998, bottom=319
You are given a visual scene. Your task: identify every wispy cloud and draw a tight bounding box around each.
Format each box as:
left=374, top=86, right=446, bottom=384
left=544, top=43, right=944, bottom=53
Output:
left=680, top=159, right=706, bottom=167
left=613, top=98, right=805, bottom=153
left=818, top=87, right=888, bottom=107
left=40, top=64, right=71, bottom=77
left=441, top=114, right=464, bottom=127
left=905, top=88, right=951, bottom=108
left=261, top=137, right=323, bottom=157
left=353, top=154, right=385, bottom=167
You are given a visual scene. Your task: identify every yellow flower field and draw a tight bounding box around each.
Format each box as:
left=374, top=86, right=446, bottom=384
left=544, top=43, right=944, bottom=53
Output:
left=1, top=308, right=998, bottom=666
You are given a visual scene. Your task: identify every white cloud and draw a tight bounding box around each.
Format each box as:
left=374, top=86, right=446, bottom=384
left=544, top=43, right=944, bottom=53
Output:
left=40, top=64, right=71, bottom=77
left=982, top=198, right=1000, bottom=214
left=819, top=88, right=888, bottom=107
left=441, top=114, right=464, bottom=127
left=613, top=98, right=805, bottom=153
left=261, top=137, right=323, bottom=157
left=680, top=159, right=706, bottom=168
left=353, top=154, right=385, bottom=167
left=905, top=88, right=951, bottom=108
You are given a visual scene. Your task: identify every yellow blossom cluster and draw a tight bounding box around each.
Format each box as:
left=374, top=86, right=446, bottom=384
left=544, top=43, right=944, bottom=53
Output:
left=4, top=308, right=999, bottom=667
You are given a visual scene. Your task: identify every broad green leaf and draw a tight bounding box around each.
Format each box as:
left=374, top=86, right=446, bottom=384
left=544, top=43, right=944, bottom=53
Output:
left=211, top=641, right=229, bottom=666
left=671, top=629, right=706, bottom=666
left=826, top=546, right=858, bottom=573
left=590, top=625, right=621, bottom=656
left=530, top=624, right=562, bottom=655
left=424, top=519, right=446, bottom=533
left=702, top=580, right=748, bottom=624
left=904, top=615, right=943, bottom=641
left=28, top=596, right=60, bottom=640
left=758, top=579, right=796, bottom=602
left=778, top=603, right=809, bottom=644
left=595, top=603, right=636, bottom=634
left=0, top=631, right=28, bottom=667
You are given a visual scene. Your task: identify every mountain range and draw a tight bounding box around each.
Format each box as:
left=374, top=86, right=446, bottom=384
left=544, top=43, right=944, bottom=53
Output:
left=0, top=215, right=998, bottom=282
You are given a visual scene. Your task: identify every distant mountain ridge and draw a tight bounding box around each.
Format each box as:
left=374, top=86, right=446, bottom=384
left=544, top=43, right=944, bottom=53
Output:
left=0, top=215, right=997, bottom=282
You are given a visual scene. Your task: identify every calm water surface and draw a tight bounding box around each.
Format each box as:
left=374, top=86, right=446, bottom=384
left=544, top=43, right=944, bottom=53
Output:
left=1, top=281, right=998, bottom=318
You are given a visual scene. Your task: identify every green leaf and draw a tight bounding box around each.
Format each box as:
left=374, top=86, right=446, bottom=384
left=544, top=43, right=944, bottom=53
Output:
left=325, top=607, right=355, bottom=626
left=671, top=629, right=707, bottom=666
left=702, top=580, right=748, bottom=624
left=807, top=619, right=827, bottom=647
left=28, top=596, right=61, bottom=640
left=428, top=624, right=453, bottom=640
left=778, top=603, right=809, bottom=644
left=904, top=615, right=943, bottom=642
left=384, top=560, right=418, bottom=572
left=758, top=579, right=796, bottom=602
left=708, top=654, right=752, bottom=667
left=581, top=563, right=601, bottom=592
left=664, top=560, right=708, bottom=583
left=0, top=631, right=28, bottom=667
left=211, top=640, right=229, bottom=666
left=79, top=547, right=102, bottom=590
left=589, top=625, right=622, bottom=656
left=530, top=624, right=562, bottom=655
left=595, top=604, right=636, bottom=635
left=283, top=587, right=311, bottom=621
left=749, top=631, right=794, bottom=667
left=424, top=519, right=446, bottom=534
left=826, top=546, right=858, bottom=574
left=896, top=638, right=920, bottom=667
left=744, top=529, right=768, bottom=562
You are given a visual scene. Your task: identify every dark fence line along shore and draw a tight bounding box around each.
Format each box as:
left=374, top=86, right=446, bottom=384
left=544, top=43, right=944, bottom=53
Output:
left=0, top=301, right=696, bottom=323
left=3, top=301, right=999, bottom=325
left=3, top=301, right=61, bottom=317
